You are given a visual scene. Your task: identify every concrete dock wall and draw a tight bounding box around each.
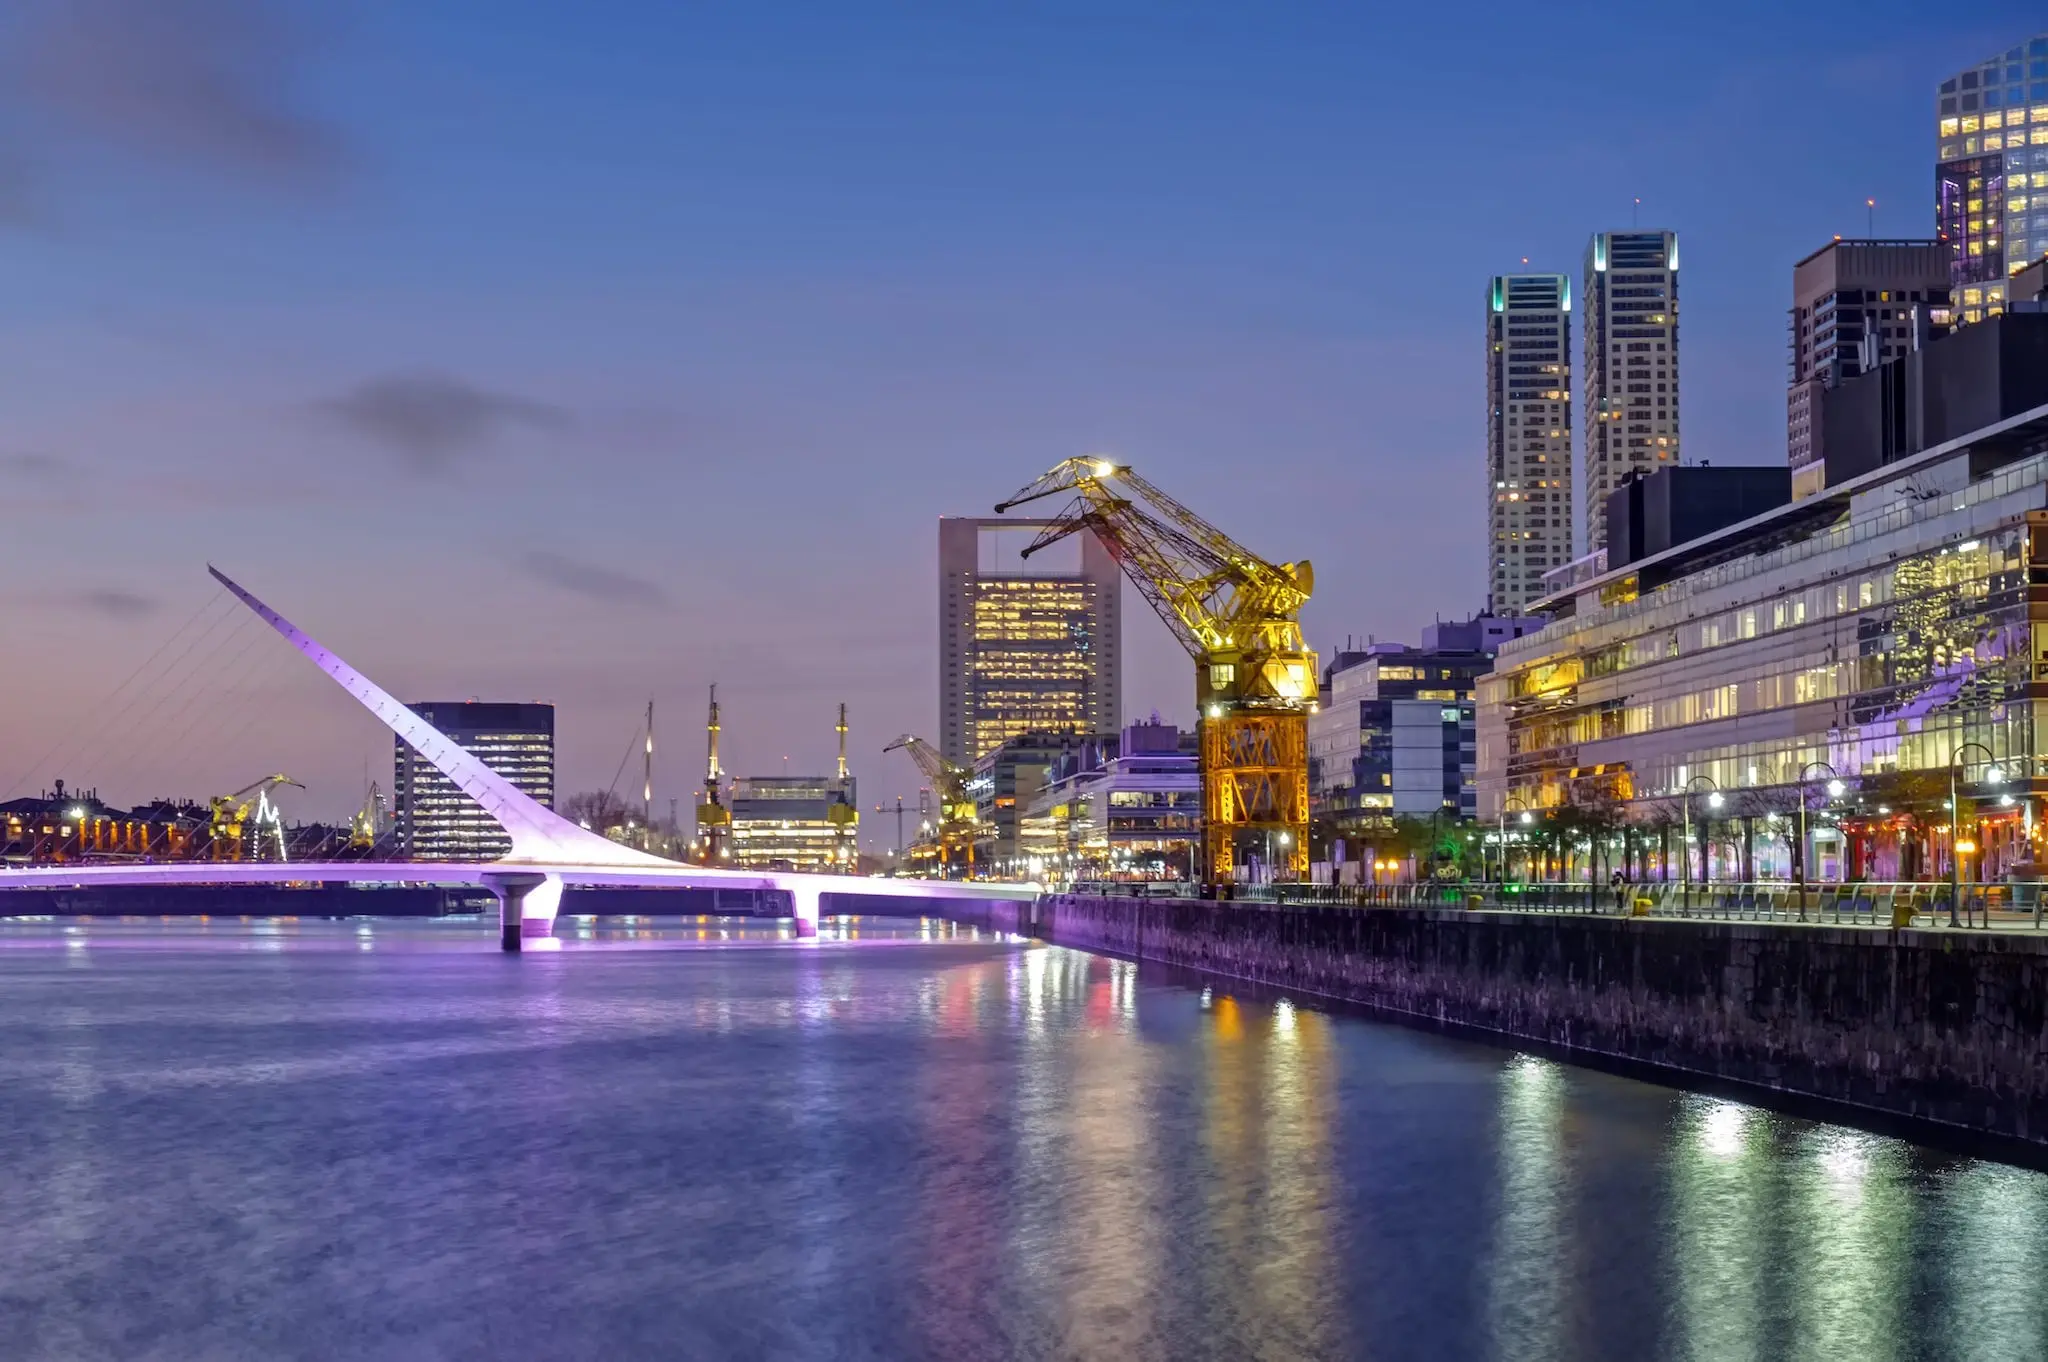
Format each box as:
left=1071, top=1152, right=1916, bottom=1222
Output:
left=946, top=894, right=2048, bottom=1147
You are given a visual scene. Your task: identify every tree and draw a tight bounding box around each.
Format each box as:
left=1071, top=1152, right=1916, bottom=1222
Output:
left=562, top=789, right=633, bottom=836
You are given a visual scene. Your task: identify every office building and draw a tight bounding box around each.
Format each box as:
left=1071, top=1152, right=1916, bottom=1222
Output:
left=1479, top=327, right=2048, bottom=882
left=1582, top=231, right=1681, bottom=553
left=967, top=729, right=1095, bottom=869
left=394, top=702, right=554, bottom=860
left=727, top=775, right=858, bottom=873
left=1787, top=239, right=1952, bottom=498
left=938, top=516, right=1121, bottom=766
left=1935, top=32, right=2048, bottom=324
left=1021, top=718, right=1201, bottom=881
left=1487, top=272, right=1574, bottom=613
left=1308, top=617, right=1534, bottom=835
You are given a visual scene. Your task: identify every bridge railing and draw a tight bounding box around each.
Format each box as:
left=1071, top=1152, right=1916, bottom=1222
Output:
left=1061, top=879, right=2047, bottom=930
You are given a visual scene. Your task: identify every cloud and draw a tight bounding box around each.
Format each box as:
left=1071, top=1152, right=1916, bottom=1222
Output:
left=6, top=0, right=342, bottom=179
left=1, top=453, right=65, bottom=477
left=517, top=552, right=668, bottom=609
left=317, top=373, right=572, bottom=472
left=75, top=588, right=161, bottom=619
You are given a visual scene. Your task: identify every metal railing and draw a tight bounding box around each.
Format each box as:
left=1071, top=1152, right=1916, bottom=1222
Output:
left=1061, top=879, right=2048, bottom=930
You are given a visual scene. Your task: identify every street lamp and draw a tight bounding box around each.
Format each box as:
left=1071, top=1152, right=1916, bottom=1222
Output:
left=1500, top=796, right=1532, bottom=886
left=1681, top=775, right=1721, bottom=913
left=1792, top=760, right=1842, bottom=922
left=1949, top=741, right=1999, bottom=928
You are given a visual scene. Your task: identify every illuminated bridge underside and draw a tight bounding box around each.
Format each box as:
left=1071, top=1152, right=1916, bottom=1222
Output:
left=0, top=569, right=1037, bottom=947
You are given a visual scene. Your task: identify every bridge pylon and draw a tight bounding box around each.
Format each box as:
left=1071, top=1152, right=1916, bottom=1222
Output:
left=480, top=871, right=563, bottom=952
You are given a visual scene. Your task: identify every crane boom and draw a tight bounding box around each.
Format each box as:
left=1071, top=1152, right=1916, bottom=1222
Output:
left=996, top=457, right=1316, bottom=883
left=882, top=734, right=980, bottom=876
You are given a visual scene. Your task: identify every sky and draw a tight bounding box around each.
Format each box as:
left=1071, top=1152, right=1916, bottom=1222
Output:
left=3, top=0, right=2045, bottom=839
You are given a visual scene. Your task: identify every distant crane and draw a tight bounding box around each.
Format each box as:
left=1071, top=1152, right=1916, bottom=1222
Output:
left=694, top=684, right=730, bottom=863
left=348, top=780, right=388, bottom=851
left=997, top=458, right=1316, bottom=884
left=883, top=734, right=979, bottom=877
left=209, top=774, right=303, bottom=863
left=827, top=703, right=859, bottom=868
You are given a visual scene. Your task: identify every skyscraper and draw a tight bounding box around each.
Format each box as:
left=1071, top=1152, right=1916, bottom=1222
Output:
left=938, top=517, right=1121, bottom=766
left=393, top=702, right=555, bottom=860
left=1582, top=230, right=1680, bottom=555
left=1935, top=33, right=2048, bottom=324
left=1786, top=238, right=1950, bottom=498
left=1485, top=273, right=1573, bottom=613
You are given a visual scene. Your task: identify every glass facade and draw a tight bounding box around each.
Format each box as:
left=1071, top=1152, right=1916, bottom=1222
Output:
left=394, top=702, right=555, bottom=861
left=1480, top=412, right=2048, bottom=879
left=727, top=776, right=858, bottom=872
left=1935, top=34, right=2048, bottom=322
left=939, top=518, right=1121, bottom=766
left=1311, top=647, right=1489, bottom=829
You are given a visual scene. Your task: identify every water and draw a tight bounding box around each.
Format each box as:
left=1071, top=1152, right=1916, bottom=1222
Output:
left=0, top=915, right=2043, bottom=1362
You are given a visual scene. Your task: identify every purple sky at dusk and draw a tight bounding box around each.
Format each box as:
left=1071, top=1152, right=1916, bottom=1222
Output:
left=4, top=0, right=2044, bottom=840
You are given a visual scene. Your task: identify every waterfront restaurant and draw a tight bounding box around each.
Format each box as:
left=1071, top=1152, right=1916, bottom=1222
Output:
left=1477, top=395, right=2048, bottom=885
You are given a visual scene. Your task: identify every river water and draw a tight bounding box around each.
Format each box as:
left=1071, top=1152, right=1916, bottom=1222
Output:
left=0, top=916, right=2042, bottom=1362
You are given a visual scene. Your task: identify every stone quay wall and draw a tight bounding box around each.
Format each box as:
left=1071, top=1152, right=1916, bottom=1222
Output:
left=944, top=894, right=2048, bottom=1148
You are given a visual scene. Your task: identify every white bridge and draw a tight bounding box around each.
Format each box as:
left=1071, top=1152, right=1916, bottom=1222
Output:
left=0, top=568, right=1040, bottom=949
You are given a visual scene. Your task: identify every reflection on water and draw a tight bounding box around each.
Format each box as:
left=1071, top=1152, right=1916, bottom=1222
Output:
left=0, top=916, right=2039, bottom=1361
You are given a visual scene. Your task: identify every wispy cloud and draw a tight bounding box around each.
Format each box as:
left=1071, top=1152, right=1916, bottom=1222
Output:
left=1, top=453, right=65, bottom=477
left=6, top=0, right=343, bottom=180
left=517, top=552, right=668, bottom=609
left=74, top=588, right=161, bottom=619
left=318, top=373, right=572, bottom=473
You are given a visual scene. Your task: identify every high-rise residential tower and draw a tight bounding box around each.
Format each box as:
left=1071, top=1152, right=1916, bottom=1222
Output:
left=1935, top=32, right=2048, bottom=324
left=938, top=517, right=1121, bottom=766
left=1786, top=238, right=1950, bottom=498
left=1485, top=273, right=1573, bottom=613
left=393, top=702, right=555, bottom=860
left=1582, top=230, right=1680, bottom=555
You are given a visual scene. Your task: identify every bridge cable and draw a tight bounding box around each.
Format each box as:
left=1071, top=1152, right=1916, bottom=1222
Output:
left=61, top=608, right=260, bottom=802
left=0, top=587, right=232, bottom=800
left=115, top=615, right=283, bottom=801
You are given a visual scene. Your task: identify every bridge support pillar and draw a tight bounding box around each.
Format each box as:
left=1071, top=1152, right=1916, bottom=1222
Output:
left=481, top=872, right=564, bottom=952
left=789, top=885, right=820, bottom=939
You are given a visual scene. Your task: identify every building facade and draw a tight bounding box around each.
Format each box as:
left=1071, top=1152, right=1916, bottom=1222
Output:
left=1936, top=32, right=2048, bottom=324
left=1582, top=231, right=1681, bottom=554
left=967, top=729, right=1095, bottom=871
left=1021, top=719, right=1201, bottom=882
left=727, top=775, right=858, bottom=872
left=1787, top=239, right=1953, bottom=498
left=1480, top=370, right=2048, bottom=883
left=1487, top=272, right=1574, bottom=613
left=938, top=516, right=1122, bottom=766
left=1310, top=619, right=1531, bottom=834
left=394, top=702, right=555, bottom=860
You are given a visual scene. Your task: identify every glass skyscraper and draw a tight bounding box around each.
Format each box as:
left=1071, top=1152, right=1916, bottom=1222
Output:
left=1582, top=230, right=1680, bottom=556
left=393, top=702, right=555, bottom=861
left=1936, top=32, right=2048, bottom=323
left=1486, top=272, right=1573, bottom=613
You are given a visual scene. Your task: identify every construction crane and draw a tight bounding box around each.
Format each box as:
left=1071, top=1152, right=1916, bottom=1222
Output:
left=694, top=685, right=730, bottom=863
left=996, top=457, right=1316, bottom=884
left=209, top=774, right=304, bottom=863
left=883, top=735, right=979, bottom=877
left=827, top=704, right=859, bottom=869
left=347, top=780, right=388, bottom=851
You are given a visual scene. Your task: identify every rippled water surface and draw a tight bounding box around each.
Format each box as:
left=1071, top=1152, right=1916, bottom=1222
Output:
left=0, top=915, right=2043, bottom=1361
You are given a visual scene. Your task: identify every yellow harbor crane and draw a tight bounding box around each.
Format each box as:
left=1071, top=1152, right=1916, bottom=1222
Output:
left=694, top=684, right=730, bottom=863
left=209, top=773, right=304, bottom=863
left=882, top=734, right=979, bottom=877
left=996, top=458, right=1316, bottom=884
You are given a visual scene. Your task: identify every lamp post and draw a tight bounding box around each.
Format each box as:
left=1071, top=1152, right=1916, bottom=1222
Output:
left=1681, top=776, right=1721, bottom=914
left=1948, top=742, right=2000, bottom=928
left=1793, top=760, right=1844, bottom=922
left=1500, top=796, right=1532, bottom=887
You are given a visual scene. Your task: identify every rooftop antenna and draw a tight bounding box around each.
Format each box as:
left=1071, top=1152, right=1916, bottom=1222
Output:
left=1632, top=196, right=1641, bottom=228
left=1866, top=197, right=1876, bottom=236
